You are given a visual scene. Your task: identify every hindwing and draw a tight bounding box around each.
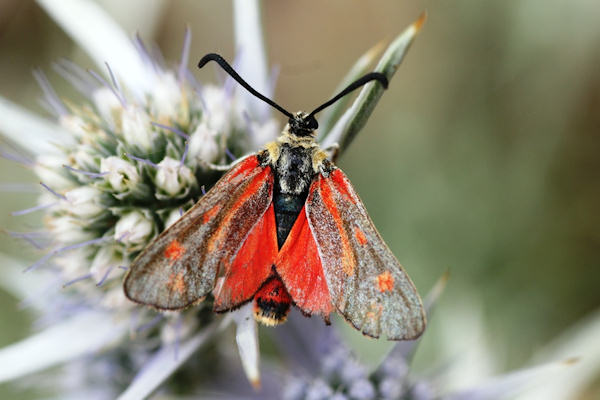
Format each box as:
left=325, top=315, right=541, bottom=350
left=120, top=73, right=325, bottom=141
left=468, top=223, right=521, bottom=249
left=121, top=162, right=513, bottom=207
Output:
left=213, top=203, right=278, bottom=311
left=276, top=205, right=334, bottom=319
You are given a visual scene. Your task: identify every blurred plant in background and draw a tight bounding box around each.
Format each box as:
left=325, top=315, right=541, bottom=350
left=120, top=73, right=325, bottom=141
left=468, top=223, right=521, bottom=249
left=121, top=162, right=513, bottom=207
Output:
left=0, top=0, right=599, bottom=399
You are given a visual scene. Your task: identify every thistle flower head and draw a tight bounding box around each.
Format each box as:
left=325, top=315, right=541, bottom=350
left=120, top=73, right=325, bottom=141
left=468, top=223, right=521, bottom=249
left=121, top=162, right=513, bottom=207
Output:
left=31, top=33, right=279, bottom=314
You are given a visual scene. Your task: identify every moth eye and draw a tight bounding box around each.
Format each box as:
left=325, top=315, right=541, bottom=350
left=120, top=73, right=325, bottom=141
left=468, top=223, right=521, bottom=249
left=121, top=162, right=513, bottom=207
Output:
left=376, top=271, right=394, bottom=293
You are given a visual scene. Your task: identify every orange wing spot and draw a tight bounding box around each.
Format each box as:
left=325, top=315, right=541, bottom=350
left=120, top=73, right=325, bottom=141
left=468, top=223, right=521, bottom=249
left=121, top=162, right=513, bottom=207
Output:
left=353, top=226, right=368, bottom=245
left=165, top=240, right=185, bottom=263
left=202, top=204, right=221, bottom=224
left=167, top=271, right=186, bottom=294
left=376, top=271, right=394, bottom=292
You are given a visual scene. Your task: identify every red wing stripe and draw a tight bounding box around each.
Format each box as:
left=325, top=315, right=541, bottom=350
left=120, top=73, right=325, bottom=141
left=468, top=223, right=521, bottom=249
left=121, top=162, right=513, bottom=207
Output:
left=318, top=174, right=356, bottom=277
left=275, top=206, right=333, bottom=317
left=226, top=155, right=260, bottom=182
left=206, top=167, right=272, bottom=253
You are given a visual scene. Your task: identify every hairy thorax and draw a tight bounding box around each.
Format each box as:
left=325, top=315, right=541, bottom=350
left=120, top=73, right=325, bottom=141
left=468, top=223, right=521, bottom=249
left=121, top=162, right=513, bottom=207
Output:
left=274, top=143, right=314, bottom=195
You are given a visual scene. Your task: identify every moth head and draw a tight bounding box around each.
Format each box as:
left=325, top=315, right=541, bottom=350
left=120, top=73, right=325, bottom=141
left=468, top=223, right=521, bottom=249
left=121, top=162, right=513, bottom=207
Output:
left=288, top=111, right=318, bottom=137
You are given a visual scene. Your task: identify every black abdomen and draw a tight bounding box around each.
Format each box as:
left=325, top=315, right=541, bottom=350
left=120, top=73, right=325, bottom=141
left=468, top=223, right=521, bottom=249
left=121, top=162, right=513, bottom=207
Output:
left=273, top=191, right=308, bottom=248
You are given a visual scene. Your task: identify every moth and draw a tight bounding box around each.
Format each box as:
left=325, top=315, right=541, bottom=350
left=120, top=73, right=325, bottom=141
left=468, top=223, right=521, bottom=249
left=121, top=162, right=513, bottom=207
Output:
left=124, top=53, right=426, bottom=340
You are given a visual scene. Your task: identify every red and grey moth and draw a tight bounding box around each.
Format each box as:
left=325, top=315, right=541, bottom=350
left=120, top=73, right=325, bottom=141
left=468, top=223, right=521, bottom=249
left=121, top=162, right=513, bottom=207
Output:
left=123, top=54, right=426, bottom=340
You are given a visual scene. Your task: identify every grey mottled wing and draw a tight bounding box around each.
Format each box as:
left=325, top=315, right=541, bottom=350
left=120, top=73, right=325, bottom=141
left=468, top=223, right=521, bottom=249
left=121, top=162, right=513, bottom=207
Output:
left=124, top=155, right=273, bottom=310
left=306, top=169, right=426, bottom=340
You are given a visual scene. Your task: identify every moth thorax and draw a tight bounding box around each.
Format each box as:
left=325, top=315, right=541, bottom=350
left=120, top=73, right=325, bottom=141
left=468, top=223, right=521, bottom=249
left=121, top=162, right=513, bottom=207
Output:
left=253, top=275, right=292, bottom=326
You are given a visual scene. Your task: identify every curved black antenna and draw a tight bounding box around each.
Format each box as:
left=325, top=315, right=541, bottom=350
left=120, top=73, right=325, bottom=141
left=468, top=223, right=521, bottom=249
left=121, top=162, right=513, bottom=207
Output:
left=307, top=72, right=388, bottom=119
left=199, top=53, right=389, bottom=136
left=198, top=53, right=293, bottom=119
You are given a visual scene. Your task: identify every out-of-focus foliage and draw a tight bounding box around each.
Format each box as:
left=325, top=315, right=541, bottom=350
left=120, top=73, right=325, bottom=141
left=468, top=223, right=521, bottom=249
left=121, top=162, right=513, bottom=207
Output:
left=0, top=0, right=598, bottom=399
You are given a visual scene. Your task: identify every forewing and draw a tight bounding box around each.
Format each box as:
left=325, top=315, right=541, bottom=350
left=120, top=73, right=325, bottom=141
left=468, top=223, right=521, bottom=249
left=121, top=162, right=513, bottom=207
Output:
left=306, top=169, right=426, bottom=340
left=124, top=156, right=274, bottom=310
left=275, top=206, right=333, bottom=319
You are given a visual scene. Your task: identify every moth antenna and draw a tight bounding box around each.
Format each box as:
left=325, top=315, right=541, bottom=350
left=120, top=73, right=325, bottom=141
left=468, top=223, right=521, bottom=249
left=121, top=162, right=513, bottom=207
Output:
left=198, top=53, right=293, bottom=119
left=307, top=72, right=388, bottom=119
left=198, top=53, right=387, bottom=134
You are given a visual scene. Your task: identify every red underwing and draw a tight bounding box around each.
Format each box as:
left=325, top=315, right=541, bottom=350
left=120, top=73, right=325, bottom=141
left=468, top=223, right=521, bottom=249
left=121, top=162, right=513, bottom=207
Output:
left=124, top=53, right=426, bottom=340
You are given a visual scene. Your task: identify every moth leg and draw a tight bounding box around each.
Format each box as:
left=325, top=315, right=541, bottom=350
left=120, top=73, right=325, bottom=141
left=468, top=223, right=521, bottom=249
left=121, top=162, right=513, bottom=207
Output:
left=199, top=153, right=254, bottom=172
left=323, top=143, right=340, bottom=163
left=198, top=155, right=246, bottom=171
left=199, top=160, right=234, bottom=171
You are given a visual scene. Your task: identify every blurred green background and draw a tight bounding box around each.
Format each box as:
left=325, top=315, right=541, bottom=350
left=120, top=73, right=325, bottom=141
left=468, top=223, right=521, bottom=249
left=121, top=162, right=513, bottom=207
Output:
left=0, top=0, right=599, bottom=398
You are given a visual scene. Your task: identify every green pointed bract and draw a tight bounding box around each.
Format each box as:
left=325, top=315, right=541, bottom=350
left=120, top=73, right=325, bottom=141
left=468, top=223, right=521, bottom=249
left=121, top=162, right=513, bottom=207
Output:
left=317, top=41, right=386, bottom=138
left=322, top=13, right=427, bottom=152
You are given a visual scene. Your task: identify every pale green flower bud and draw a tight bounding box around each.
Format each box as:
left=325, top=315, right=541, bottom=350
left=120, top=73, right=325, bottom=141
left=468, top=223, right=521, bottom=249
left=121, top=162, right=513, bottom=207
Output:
left=72, top=145, right=99, bottom=172
left=155, top=157, right=196, bottom=198
left=90, top=245, right=122, bottom=283
left=114, top=210, right=155, bottom=250
left=188, top=121, right=219, bottom=163
left=120, top=107, right=155, bottom=151
left=101, top=156, right=141, bottom=193
left=64, top=187, right=105, bottom=218
left=47, top=215, right=95, bottom=244
left=164, top=208, right=183, bottom=229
